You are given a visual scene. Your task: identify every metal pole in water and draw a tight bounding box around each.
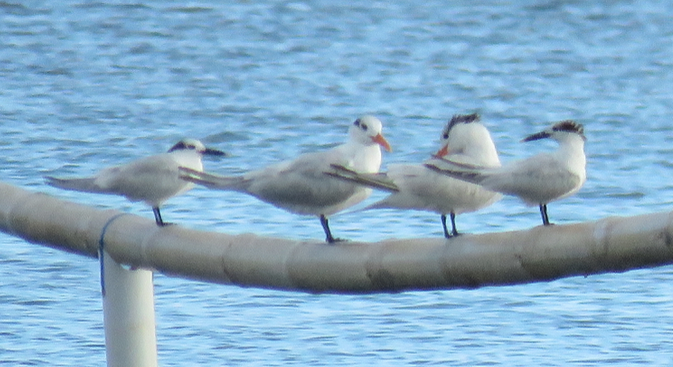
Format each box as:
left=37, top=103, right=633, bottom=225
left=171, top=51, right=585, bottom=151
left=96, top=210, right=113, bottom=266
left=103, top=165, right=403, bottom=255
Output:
left=102, top=251, right=158, bottom=367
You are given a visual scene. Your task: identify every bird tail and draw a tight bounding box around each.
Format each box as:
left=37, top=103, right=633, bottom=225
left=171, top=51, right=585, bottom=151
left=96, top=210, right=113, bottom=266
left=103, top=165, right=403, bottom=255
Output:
left=324, top=164, right=399, bottom=192
left=45, top=176, right=103, bottom=193
left=178, top=166, right=245, bottom=190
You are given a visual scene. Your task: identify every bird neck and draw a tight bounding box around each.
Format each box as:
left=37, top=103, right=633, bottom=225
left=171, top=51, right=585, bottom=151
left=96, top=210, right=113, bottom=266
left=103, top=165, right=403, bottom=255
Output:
left=171, top=151, right=204, bottom=171
left=466, top=140, right=501, bottom=167
left=342, top=140, right=382, bottom=173
left=558, top=134, right=585, bottom=155
left=556, top=135, right=586, bottom=174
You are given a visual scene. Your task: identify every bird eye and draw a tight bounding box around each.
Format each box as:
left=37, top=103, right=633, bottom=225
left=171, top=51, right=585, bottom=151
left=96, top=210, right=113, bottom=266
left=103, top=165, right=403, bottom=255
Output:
left=187, top=144, right=196, bottom=150
left=353, top=119, right=368, bottom=131
left=442, top=133, right=449, bottom=140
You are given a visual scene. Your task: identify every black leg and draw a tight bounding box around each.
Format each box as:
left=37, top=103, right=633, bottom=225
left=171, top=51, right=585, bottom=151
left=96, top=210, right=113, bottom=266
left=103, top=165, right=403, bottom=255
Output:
left=449, top=212, right=460, bottom=237
left=441, top=214, right=450, bottom=238
left=153, top=207, right=166, bottom=226
left=320, top=215, right=343, bottom=243
left=540, top=204, right=551, bottom=226
left=441, top=213, right=460, bottom=239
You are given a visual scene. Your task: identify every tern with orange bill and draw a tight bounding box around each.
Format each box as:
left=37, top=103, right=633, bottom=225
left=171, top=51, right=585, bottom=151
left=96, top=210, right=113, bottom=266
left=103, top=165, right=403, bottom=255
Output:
left=180, top=115, right=391, bottom=243
left=328, top=113, right=502, bottom=238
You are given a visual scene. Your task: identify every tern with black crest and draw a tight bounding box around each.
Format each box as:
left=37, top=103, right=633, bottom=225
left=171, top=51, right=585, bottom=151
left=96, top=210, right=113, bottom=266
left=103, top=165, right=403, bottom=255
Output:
left=425, top=120, right=586, bottom=226
left=46, top=139, right=226, bottom=226
left=180, top=115, right=392, bottom=243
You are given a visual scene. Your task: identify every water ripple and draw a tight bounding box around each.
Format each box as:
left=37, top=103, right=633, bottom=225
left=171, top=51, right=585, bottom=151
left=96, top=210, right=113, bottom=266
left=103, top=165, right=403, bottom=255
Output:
left=3, top=0, right=673, bottom=365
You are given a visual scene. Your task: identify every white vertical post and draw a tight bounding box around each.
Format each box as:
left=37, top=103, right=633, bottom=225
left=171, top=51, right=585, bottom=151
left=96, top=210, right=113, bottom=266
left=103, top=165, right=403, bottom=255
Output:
left=102, top=251, right=158, bottom=367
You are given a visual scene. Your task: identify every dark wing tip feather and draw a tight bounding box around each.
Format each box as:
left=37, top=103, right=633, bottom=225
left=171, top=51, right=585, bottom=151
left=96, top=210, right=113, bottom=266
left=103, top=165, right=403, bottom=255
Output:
left=423, top=163, right=484, bottom=184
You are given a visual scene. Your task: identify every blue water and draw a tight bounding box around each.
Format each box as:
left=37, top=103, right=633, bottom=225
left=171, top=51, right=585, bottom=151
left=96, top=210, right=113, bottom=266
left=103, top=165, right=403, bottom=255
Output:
left=3, top=0, right=673, bottom=365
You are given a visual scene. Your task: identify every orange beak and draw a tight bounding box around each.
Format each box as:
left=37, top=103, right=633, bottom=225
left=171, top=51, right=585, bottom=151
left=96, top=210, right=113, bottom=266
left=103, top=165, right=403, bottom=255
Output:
left=371, top=133, right=392, bottom=152
left=433, top=144, right=449, bottom=158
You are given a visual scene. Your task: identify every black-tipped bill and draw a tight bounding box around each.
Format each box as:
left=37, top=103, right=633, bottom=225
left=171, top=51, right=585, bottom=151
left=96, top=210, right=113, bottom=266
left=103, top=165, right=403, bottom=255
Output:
left=203, top=147, right=227, bottom=156
left=521, top=131, right=551, bottom=142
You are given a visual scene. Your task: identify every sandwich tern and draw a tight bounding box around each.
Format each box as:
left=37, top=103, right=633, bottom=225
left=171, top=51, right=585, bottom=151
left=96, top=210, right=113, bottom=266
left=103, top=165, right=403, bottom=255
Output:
left=425, top=120, right=586, bottom=226
left=46, top=138, right=226, bottom=226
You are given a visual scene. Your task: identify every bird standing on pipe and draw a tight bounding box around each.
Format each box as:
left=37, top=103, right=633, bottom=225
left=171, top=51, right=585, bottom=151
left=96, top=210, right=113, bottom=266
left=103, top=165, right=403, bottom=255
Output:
left=327, top=113, right=502, bottom=238
left=180, top=115, right=392, bottom=243
left=425, top=120, right=586, bottom=226
left=46, top=139, right=226, bottom=226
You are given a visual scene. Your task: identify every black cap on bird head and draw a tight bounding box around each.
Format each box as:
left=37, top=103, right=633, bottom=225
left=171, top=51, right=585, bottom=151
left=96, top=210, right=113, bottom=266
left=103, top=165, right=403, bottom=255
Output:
left=522, top=120, right=586, bottom=142
left=443, top=113, right=480, bottom=139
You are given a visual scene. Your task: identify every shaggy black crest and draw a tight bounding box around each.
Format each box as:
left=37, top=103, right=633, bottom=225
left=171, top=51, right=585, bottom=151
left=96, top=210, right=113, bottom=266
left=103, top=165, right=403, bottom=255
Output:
left=443, top=113, right=480, bottom=139
left=552, top=120, right=584, bottom=135
left=168, top=141, right=189, bottom=152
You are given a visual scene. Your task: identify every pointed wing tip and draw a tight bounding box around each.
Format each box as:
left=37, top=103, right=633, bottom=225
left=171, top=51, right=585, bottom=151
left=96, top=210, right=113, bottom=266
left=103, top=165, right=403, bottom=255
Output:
left=177, top=167, right=204, bottom=183
left=329, top=164, right=356, bottom=174
left=325, top=168, right=399, bottom=192
left=44, top=175, right=69, bottom=186
left=423, top=163, right=441, bottom=172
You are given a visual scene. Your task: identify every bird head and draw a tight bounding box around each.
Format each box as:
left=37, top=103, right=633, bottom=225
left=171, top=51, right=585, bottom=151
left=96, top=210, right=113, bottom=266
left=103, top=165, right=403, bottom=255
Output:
left=432, top=113, right=500, bottom=166
left=349, top=115, right=392, bottom=152
left=522, top=120, right=586, bottom=143
left=168, top=139, right=227, bottom=156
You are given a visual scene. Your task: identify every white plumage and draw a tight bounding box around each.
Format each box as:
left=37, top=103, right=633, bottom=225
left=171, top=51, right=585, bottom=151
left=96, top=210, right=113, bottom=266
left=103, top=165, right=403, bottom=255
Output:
left=46, top=139, right=226, bottom=226
left=426, top=120, right=586, bottom=226
left=328, top=113, right=502, bottom=238
left=180, top=115, right=391, bottom=243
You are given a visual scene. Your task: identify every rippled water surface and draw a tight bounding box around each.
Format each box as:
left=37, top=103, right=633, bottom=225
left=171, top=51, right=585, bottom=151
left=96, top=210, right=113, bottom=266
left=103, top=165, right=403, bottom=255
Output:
left=3, top=1, right=673, bottom=366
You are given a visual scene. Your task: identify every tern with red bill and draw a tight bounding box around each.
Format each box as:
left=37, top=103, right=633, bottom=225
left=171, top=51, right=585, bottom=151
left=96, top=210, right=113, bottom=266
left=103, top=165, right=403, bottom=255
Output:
left=425, top=120, right=586, bottom=226
left=328, top=113, right=501, bottom=238
left=180, top=115, right=392, bottom=243
left=46, top=139, right=227, bottom=226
